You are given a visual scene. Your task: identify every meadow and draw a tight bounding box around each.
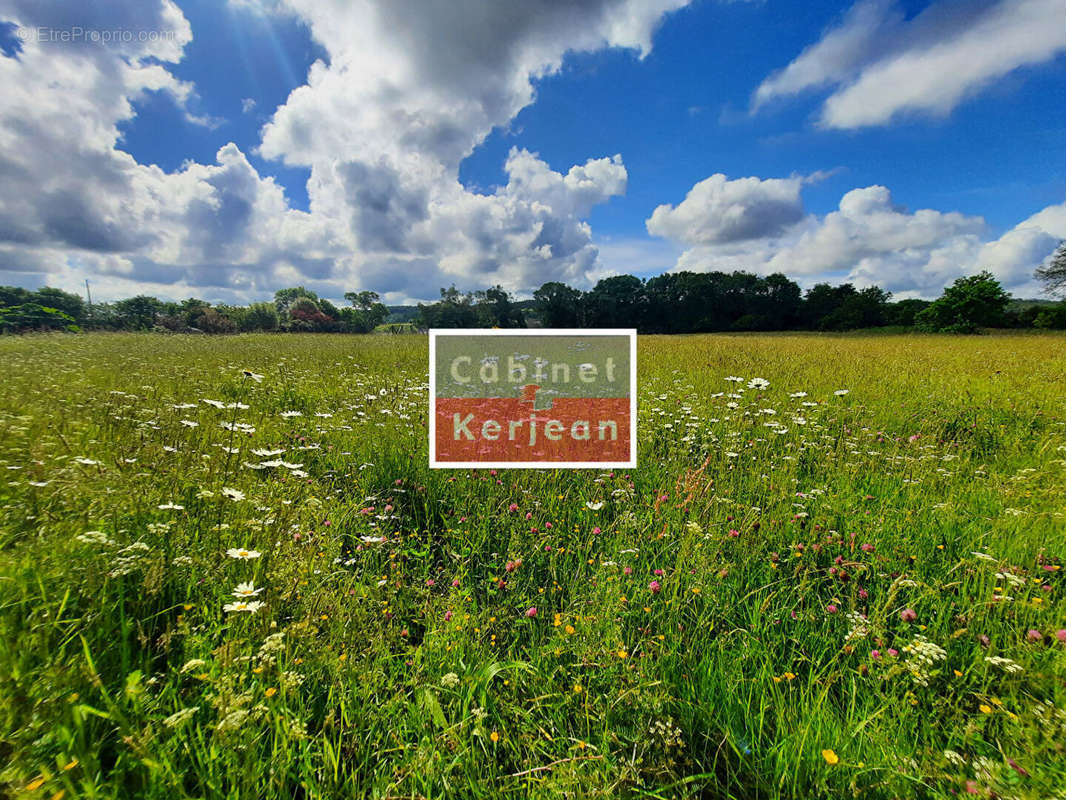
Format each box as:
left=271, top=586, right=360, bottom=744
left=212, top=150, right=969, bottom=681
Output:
left=0, top=331, right=1064, bottom=799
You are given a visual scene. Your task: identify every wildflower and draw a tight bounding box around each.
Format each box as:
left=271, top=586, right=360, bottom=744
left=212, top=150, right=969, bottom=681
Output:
left=826, top=604, right=838, bottom=614
left=264, top=687, right=277, bottom=698
left=984, top=656, right=1023, bottom=673
left=280, top=411, right=303, bottom=418
left=870, top=650, right=881, bottom=660
left=260, top=632, right=285, bottom=654
left=232, top=582, right=263, bottom=598
left=242, top=370, right=264, bottom=382
left=649, top=580, right=661, bottom=594
left=822, top=749, right=839, bottom=765
left=747, top=378, right=770, bottom=390
left=77, top=531, right=115, bottom=545
left=833, top=389, right=849, bottom=396
left=1057, top=629, right=1066, bottom=643
left=223, top=600, right=265, bottom=614
left=490, top=731, right=500, bottom=743
left=585, top=501, right=604, bottom=510
left=226, top=547, right=261, bottom=560
left=157, top=502, right=185, bottom=510
left=900, top=608, right=917, bottom=622
left=979, top=704, right=992, bottom=714
left=221, top=487, right=245, bottom=501
left=525, top=607, right=537, bottom=618
left=1026, top=629, right=1042, bottom=643
left=440, top=672, right=460, bottom=688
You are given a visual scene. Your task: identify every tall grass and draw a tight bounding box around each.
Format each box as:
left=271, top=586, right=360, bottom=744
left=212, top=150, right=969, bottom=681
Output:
left=0, top=332, right=1064, bottom=799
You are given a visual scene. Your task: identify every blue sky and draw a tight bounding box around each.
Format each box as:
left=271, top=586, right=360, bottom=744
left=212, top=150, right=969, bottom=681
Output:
left=1, top=0, right=1064, bottom=303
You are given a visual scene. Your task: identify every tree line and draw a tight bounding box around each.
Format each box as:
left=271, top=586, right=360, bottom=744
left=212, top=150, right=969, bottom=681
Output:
left=2, top=242, right=1064, bottom=334
left=0, top=285, right=391, bottom=334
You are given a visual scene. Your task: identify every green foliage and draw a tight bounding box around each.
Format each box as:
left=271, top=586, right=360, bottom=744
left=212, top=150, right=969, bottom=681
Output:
left=113, top=295, right=164, bottom=330
left=532, top=281, right=582, bottom=327
left=0, top=333, right=1064, bottom=798
left=1033, top=301, right=1066, bottom=329
left=273, top=286, right=319, bottom=315
left=0, top=303, right=79, bottom=332
left=342, top=291, right=389, bottom=333
left=242, top=302, right=281, bottom=332
left=416, top=285, right=524, bottom=329
left=916, top=272, right=1011, bottom=333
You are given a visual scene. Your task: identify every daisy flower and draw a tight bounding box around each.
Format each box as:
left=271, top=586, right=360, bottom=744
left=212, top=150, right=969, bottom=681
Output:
left=223, top=600, right=265, bottom=614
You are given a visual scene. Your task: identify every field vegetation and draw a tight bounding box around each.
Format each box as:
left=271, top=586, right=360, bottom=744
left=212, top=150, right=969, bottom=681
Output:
left=1, top=332, right=1064, bottom=798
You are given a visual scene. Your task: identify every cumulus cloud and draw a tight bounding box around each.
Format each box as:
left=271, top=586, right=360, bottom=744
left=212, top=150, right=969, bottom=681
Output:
left=976, top=203, right=1066, bottom=292
left=0, top=0, right=687, bottom=301
left=646, top=173, right=805, bottom=245
left=753, top=0, right=1066, bottom=129
left=650, top=174, right=1064, bottom=297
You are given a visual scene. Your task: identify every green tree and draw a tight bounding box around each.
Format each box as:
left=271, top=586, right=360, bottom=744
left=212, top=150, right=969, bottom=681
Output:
left=584, top=275, right=644, bottom=329
left=0, top=286, right=32, bottom=307
left=1035, top=241, right=1066, bottom=297
left=1033, top=302, right=1066, bottom=329
left=473, top=285, right=525, bottom=328
left=32, top=287, right=85, bottom=323
left=242, top=302, right=280, bottom=332
left=416, top=286, right=481, bottom=329
left=274, top=286, right=319, bottom=315
left=915, top=272, right=1010, bottom=333
left=114, top=295, right=163, bottom=330
left=533, top=281, right=583, bottom=328
left=342, top=290, right=389, bottom=332
left=0, top=303, right=78, bottom=333
left=886, top=298, right=931, bottom=327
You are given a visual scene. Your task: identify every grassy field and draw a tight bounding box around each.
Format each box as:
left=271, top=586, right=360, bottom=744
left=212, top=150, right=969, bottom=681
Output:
left=1, top=332, right=1064, bottom=799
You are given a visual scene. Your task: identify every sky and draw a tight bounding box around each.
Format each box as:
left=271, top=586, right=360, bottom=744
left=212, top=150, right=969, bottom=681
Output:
left=0, top=0, right=1064, bottom=305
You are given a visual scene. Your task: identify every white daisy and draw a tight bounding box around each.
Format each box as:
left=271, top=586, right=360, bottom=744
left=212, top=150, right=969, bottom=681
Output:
left=226, top=547, right=261, bottom=560
left=223, top=600, right=265, bottom=614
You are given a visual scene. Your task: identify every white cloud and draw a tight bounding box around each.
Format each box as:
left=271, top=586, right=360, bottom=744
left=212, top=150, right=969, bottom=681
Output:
left=651, top=174, right=1064, bottom=297
left=754, top=0, right=1066, bottom=129
left=0, top=0, right=688, bottom=301
left=976, top=202, right=1066, bottom=292
left=752, top=0, right=901, bottom=110
left=646, top=173, right=806, bottom=244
